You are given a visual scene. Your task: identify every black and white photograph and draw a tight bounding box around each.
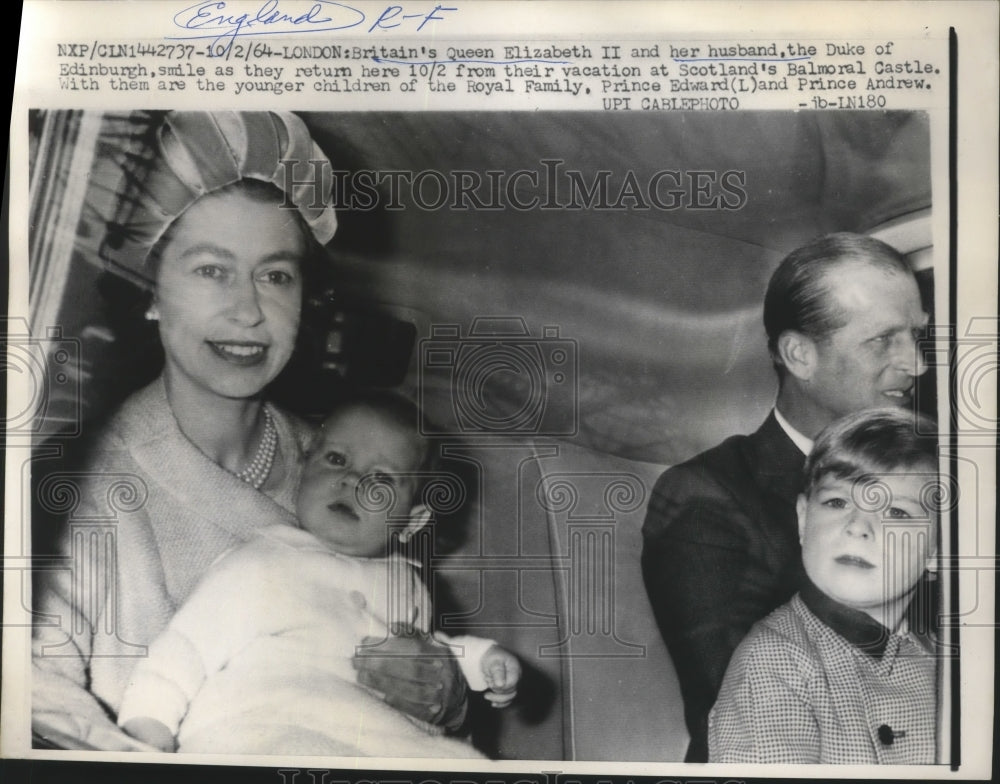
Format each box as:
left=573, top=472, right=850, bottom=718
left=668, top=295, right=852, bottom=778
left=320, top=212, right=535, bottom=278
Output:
left=3, top=2, right=997, bottom=782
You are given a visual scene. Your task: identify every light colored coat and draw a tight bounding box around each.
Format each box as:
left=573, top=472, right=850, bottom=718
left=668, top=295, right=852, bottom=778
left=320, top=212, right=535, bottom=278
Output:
left=32, top=378, right=313, bottom=743
left=116, top=525, right=487, bottom=758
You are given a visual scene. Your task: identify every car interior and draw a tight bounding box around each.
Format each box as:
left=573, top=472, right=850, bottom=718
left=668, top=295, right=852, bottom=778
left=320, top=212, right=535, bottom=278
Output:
left=25, top=109, right=934, bottom=760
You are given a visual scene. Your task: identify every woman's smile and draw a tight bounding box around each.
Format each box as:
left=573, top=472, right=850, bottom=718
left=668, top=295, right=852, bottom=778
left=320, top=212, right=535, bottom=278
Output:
left=207, top=340, right=269, bottom=366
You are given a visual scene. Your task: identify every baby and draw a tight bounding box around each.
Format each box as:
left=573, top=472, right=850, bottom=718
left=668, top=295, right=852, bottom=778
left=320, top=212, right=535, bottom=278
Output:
left=708, top=408, right=940, bottom=764
left=118, top=392, right=520, bottom=757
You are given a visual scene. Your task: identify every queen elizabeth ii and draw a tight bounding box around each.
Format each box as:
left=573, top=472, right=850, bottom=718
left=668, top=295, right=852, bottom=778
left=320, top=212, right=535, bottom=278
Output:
left=32, top=111, right=467, bottom=751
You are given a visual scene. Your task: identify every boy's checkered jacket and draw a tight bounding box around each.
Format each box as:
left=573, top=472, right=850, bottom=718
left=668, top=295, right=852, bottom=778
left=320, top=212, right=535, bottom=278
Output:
left=708, top=587, right=937, bottom=764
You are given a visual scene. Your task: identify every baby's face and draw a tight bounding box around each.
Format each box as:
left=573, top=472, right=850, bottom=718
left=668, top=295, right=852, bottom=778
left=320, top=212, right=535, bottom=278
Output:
left=798, top=470, right=938, bottom=624
left=297, top=405, right=423, bottom=558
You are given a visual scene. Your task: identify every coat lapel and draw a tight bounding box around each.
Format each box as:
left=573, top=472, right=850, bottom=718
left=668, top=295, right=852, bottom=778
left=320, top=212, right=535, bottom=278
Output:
left=750, top=411, right=807, bottom=509
left=744, top=412, right=807, bottom=573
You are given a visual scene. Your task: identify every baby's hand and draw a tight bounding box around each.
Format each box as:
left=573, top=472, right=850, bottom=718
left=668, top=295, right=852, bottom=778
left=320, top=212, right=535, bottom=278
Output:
left=480, top=645, right=521, bottom=708
left=120, top=716, right=177, bottom=752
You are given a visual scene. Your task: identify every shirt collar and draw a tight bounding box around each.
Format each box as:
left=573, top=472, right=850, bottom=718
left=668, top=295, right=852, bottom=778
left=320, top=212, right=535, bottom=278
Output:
left=800, top=575, right=894, bottom=659
left=774, top=406, right=814, bottom=456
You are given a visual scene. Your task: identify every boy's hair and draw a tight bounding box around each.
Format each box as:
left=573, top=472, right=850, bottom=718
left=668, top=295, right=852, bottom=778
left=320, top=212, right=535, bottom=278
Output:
left=318, top=388, right=437, bottom=484
left=803, top=408, right=938, bottom=497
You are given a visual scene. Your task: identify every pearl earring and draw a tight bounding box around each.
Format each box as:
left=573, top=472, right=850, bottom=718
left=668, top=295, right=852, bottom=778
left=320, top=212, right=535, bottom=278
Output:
left=144, top=307, right=159, bottom=321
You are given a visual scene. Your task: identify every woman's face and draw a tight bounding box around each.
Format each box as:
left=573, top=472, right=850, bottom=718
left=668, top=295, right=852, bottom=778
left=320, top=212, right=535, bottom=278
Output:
left=153, top=186, right=307, bottom=401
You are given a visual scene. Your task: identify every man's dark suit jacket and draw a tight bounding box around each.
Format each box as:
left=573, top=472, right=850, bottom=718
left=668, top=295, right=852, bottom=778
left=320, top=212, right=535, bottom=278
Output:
left=641, top=412, right=806, bottom=762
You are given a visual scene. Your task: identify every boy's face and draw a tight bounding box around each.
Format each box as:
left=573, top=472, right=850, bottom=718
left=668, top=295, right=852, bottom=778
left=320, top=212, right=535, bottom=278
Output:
left=797, top=469, right=938, bottom=626
left=297, top=405, right=426, bottom=558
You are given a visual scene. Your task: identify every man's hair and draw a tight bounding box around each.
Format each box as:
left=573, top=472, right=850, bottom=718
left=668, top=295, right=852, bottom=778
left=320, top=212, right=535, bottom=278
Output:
left=803, top=407, right=938, bottom=498
left=763, top=232, right=914, bottom=376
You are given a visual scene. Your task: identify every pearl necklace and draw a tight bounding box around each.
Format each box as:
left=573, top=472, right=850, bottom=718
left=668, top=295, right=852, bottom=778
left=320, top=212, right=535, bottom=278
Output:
left=235, top=406, right=277, bottom=490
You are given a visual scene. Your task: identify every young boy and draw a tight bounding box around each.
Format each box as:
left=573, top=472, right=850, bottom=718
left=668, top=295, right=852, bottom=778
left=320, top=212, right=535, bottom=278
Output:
left=117, top=393, right=520, bottom=757
left=708, top=408, right=939, bottom=764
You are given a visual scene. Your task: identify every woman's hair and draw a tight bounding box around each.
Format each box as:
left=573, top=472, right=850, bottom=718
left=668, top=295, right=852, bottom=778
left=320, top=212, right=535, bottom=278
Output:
left=763, top=233, right=913, bottom=377
left=803, top=407, right=938, bottom=498
left=101, top=111, right=338, bottom=290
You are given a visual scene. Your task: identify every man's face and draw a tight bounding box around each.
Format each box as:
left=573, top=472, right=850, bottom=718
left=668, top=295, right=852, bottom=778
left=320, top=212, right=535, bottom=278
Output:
left=798, top=470, right=938, bottom=625
left=807, top=263, right=928, bottom=420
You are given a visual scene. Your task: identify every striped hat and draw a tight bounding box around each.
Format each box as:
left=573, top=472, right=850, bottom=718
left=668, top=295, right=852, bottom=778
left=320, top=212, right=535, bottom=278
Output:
left=101, top=111, right=337, bottom=288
